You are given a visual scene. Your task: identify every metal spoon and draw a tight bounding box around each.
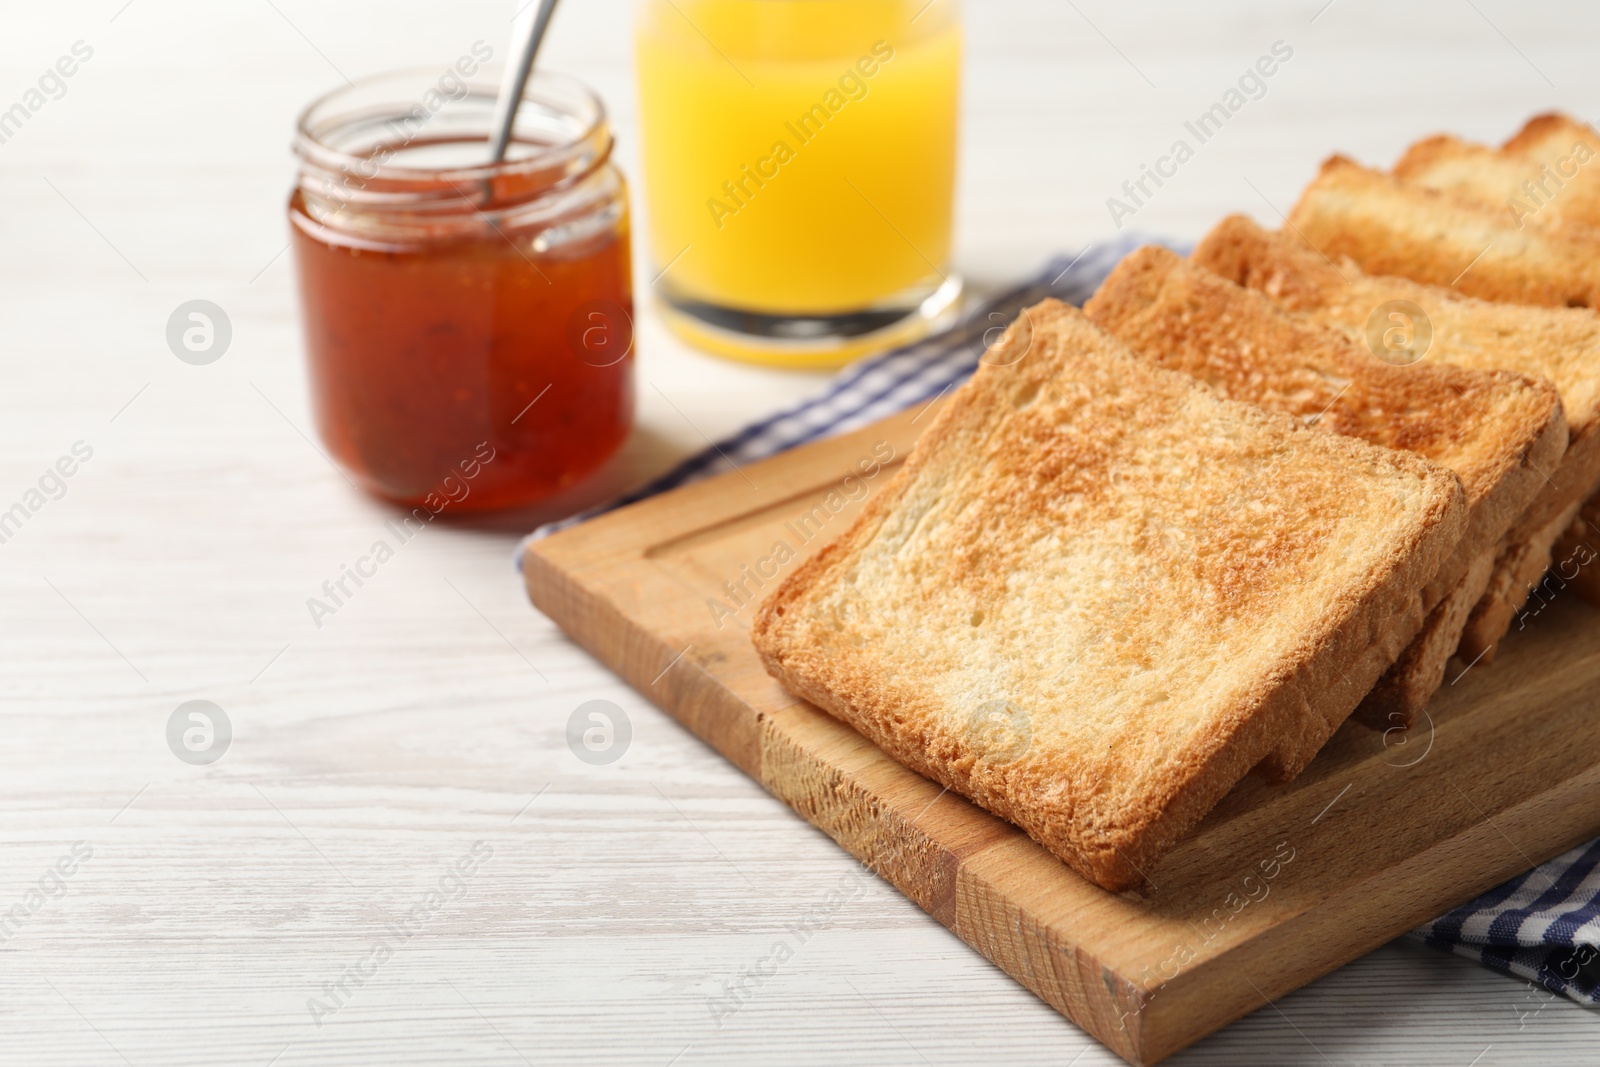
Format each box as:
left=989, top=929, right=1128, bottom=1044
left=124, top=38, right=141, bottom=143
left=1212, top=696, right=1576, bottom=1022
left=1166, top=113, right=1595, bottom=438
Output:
left=487, top=0, right=563, bottom=163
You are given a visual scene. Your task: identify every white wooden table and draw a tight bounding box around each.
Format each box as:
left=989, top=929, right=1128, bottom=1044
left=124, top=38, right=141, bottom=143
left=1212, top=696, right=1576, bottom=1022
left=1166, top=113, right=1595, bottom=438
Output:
left=4, top=2, right=1598, bottom=1063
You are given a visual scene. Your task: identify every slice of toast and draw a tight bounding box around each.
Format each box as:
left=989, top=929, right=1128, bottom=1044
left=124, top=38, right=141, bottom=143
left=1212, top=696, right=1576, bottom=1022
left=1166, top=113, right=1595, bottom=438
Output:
left=1394, top=121, right=1600, bottom=235
left=751, top=300, right=1466, bottom=892
left=1504, top=112, right=1600, bottom=158
left=1083, top=247, right=1562, bottom=727
left=1503, top=113, right=1600, bottom=201
left=1285, top=154, right=1600, bottom=309
left=1193, top=215, right=1600, bottom=547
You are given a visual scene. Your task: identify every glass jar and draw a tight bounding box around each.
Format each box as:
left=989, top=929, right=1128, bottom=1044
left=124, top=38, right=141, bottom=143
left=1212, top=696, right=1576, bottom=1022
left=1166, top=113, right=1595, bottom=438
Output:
left=290, top=66, right=634, bottom=512
left=635, top=0, right=963, bottom=367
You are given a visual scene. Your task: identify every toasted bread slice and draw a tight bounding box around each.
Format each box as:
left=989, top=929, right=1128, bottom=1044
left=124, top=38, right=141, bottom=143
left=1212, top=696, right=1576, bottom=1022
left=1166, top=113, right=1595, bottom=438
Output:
left=1505, top=112, right=1600, bottom=157
left=1550, top=497, right=1600, bottom=605
left=1394, top=122, right=1600, bottom=235
left=1504, top=113, right=1600, bottom=195
left=1460, top=500, right=1584, bottom=664
left=1194, top=215, right=1600, bottom=547
left=1285, top=155, right=1600, bottom=309
left=1083, top=247, right=1561, bottom=727
left=751, top=300, right=1466, bottom=891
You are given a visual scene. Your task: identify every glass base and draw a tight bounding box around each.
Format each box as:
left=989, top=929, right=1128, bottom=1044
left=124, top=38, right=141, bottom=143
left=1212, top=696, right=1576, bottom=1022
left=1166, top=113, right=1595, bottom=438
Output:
left=656, top=274, right=964, bottom=369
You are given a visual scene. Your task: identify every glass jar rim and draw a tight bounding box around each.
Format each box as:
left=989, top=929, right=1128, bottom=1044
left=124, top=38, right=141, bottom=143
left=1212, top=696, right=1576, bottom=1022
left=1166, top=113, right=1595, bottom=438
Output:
left=292, top=65, right=610, bottom=193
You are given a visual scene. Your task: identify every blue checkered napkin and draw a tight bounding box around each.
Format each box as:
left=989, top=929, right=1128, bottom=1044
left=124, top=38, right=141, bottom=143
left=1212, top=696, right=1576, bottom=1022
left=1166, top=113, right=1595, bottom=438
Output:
left=1416, top=838, right=1600, bottom=1004
left=524, top=236, right=1151, bottom=543
left=523, top=236, right=1600, bottom=1007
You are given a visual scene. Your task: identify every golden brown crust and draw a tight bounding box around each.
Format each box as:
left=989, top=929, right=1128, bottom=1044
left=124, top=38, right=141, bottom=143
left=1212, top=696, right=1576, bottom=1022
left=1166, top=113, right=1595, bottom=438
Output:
left=1285, top=154, right=1600, bottom=309
left=1393, top=134, right=1482, bottom=187
left=1193, top=214, right=1600, bottom=541
left=1503, top=112, right=1597, bottom=156
left=1394, top=120, right=1600, bottom=236
left=1358, top=547, right=1495, bottom=726
left=1503, top=114, right=1600, bottom=193
left=1459, top=501, right=1584, bottom=663
left=1083, top=246, right=1562, bottom=725
left=752, top=301, right=1465, bottom=891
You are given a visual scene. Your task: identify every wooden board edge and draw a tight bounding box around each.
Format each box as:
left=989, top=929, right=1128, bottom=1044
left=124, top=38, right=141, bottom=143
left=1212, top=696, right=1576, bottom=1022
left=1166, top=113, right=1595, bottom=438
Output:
left=754, top=714, right=1159, bottom=1063
left=1136, top=758, right=1600, bottom=1063
left=523, top=541, right=762, bottom=778
left=528, top=406, right=927, bottom=574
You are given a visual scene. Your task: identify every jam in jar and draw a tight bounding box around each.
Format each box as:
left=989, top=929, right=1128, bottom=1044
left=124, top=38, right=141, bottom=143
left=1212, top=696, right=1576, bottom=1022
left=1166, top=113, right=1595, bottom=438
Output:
left=290, top=67, right=633, bottom=511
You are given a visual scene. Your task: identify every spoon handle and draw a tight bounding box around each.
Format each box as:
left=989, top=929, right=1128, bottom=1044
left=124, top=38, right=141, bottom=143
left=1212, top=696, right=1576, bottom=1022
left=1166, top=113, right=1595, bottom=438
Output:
left=488, top=0, right=562, bottom=163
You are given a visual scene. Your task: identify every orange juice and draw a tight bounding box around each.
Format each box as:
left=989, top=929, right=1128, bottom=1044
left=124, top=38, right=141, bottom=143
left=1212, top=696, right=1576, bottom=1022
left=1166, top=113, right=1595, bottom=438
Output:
left=635, top=0, right=962, bottom=364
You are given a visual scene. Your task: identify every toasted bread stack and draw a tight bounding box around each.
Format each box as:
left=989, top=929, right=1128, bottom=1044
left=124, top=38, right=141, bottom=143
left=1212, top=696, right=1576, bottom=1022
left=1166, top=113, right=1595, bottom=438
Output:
left=752, top=114, right=1600, bottom=892
left=1235, top=113, right=1600, bottom=637
left=1083, top=247, right=1563, bottom=726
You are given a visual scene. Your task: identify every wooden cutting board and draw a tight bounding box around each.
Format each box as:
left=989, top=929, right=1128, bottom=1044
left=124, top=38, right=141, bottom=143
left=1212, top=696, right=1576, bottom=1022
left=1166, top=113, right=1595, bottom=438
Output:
left=522, top=403, right=1600, bottom=1066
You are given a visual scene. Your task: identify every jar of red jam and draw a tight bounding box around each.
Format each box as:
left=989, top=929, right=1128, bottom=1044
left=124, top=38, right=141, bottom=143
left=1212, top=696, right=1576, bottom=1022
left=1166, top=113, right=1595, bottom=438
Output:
left=290, top=67, right=633, bottom=512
